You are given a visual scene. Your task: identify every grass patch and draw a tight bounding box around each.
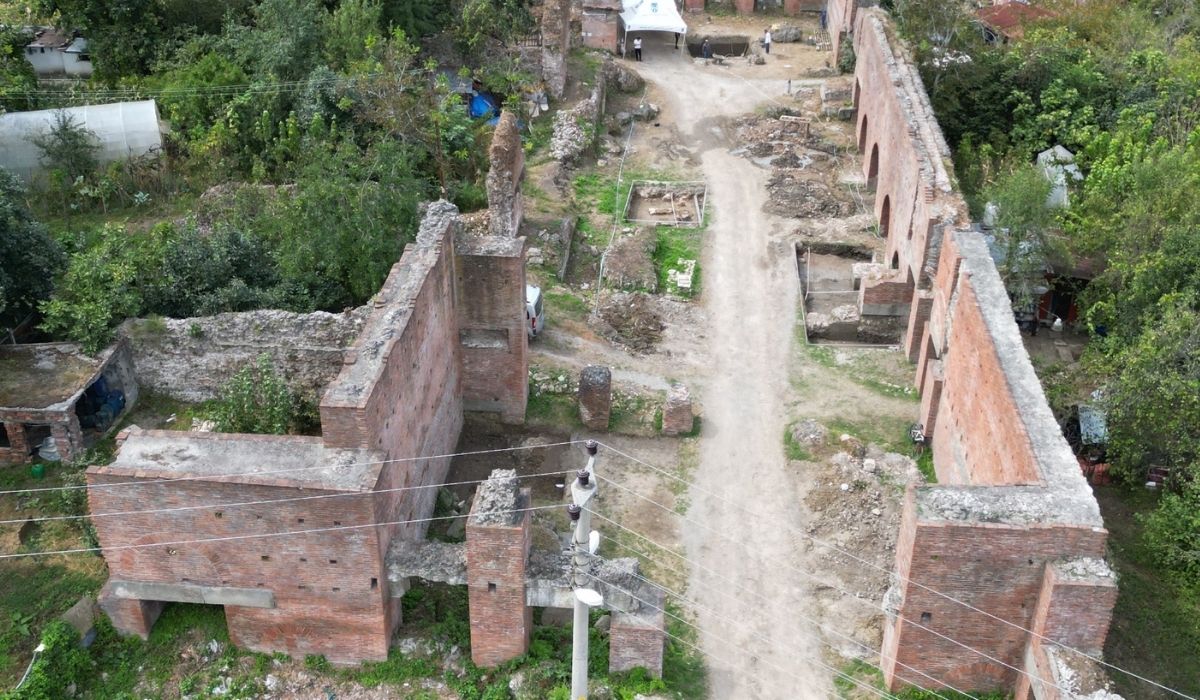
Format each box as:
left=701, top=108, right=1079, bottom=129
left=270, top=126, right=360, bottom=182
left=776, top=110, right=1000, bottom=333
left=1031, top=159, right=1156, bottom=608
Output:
left=115, top=390, right=218, bottom=433
left=1097, top=486, right=1200, bottom=699
left=826, top=415, right=917, bottom=456
left=567, top=48, right=604, bottom=86
left=653, top=226, right=703, bottom=297
left=526, top=388, right=582, bottom=430
left=784, top=424, right=814, bottom=461
left=803, top=344, right=919, bottom=401
left=544, top=289, right=590, bottom=324
left=915, top=448, right=935, bottom=483
left=572, top=172, right=627, bottom=217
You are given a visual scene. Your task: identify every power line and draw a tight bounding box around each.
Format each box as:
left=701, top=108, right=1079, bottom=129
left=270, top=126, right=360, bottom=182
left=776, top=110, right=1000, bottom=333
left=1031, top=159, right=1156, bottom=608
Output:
left=596, top=441, right=1194, bottom=699
left=0, top=464, right=577, bottom=527
left=0, top=504, right=560, bottom=560
left=596, top=516, right=978, bottom=700
left=591, top=470, right=1082, bottom=698
left=587, top=571, right=896, bottom=700
left=0, top=440, right=582, bottom=496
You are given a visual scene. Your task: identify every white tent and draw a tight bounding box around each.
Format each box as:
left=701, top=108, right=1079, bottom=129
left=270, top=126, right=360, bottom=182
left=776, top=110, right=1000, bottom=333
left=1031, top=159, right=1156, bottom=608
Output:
left=0, top=100, right=163, bottom=183
left=621, top=0, right=688, bottom=35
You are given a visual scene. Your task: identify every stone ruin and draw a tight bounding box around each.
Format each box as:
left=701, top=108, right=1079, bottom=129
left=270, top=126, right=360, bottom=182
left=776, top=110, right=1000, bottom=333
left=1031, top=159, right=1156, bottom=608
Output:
left=826, top=5, right=1122, bottom=697
left=82, top=110, right=664, bottom=673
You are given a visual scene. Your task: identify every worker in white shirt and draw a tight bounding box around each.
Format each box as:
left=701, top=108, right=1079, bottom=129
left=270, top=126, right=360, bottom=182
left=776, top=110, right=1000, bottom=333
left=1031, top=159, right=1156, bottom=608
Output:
left=634, top=36, right=643, bottom=61
left=763, top=28, right=772, bottom=55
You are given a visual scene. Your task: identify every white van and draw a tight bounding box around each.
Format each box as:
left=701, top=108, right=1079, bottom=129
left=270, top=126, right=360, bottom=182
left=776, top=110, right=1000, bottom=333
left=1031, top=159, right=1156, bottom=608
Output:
left=526, top=285, right=545, bottom=339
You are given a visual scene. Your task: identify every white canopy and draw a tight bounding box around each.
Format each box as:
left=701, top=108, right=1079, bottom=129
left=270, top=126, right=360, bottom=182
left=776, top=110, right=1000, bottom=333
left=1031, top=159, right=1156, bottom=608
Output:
left=621, top=0, right=688, bottom=34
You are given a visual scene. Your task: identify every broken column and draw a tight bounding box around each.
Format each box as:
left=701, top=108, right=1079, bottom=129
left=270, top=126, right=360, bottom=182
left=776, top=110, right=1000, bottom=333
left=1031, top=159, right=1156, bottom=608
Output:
left=661, top=384, right=694, bottom=436
left=541, top=0, right=570, bottom=99
left=609, top=587, right=666, bottom=678
left=465, top=469, right=532, bottom=666
left=578, top=365, right=612, bottom=430
left=486, top=111, right=524, bottom=239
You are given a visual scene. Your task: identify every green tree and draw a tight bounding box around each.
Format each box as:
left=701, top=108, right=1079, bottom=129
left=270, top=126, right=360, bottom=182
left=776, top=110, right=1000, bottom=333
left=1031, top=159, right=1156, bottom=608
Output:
left=381, top=0, right=451, bottom=38
left=32, top=110, right=100, bottom=183
left=213, top=354, right=301, bottom=435
left=1140, top=479, right=1200, bottom=582
left=0, top=168, right=65, bottom=337
left=0, top=25, right=37, bottom=114
left=221, top=0, right=327, bottom=80
left=454, top=0, right=535, bottom=54
left=39, top=224, right=164, bottom=352
left=982, top=163, right=1060, bottom=305
left=323, top=0, right=383, bottom=71
left=39, top=0, right=165, bottom=79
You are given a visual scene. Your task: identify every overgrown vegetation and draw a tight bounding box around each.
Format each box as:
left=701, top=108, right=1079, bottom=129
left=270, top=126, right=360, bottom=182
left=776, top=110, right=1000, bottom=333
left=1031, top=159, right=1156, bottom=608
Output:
left=833, top=658, right=1005, bottom=699
left=212, top=354, right=317, bottom=435
left=894, top=0, right=1200, bottom=593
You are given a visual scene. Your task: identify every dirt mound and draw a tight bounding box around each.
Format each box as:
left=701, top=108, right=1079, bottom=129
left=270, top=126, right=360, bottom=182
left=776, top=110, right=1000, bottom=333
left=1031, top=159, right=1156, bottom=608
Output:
left=605, top=228, right=658, bottom=292
left=594, top=291, right=665, bottom=353
left=765, top=172, right=853, bottom=218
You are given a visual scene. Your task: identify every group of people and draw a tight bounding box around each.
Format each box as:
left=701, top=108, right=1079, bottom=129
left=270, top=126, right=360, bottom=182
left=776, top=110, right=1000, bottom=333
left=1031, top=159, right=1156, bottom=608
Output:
left=623, top=28, right=774, bottom=62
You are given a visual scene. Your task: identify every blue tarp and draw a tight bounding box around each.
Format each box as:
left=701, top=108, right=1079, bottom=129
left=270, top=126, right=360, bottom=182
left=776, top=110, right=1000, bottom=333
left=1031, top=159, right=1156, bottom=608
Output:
left=470, top=92, right=500, bottom=120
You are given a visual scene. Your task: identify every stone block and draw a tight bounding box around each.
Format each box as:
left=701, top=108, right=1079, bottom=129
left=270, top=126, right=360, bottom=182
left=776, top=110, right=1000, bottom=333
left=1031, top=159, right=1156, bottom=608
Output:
left=661, top=385, right=694, bottom=436
left=59, top=595, right=97, bottom=646
left=578, top=365, right=612, bottom=430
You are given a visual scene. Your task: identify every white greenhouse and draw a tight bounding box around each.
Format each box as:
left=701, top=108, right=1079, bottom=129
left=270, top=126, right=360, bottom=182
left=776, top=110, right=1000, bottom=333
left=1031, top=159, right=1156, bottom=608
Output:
left=0, top=100, right=164, bottom=183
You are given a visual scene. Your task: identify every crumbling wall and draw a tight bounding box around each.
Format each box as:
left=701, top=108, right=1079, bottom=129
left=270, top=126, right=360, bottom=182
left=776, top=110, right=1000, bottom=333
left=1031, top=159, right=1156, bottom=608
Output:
left=541, top=0, right=571, bottom=98
left=121, top=309, right=367, bottom=402
left=847, top=9, right=1119, bottom=696
left=465, top=471, right=532, bottom=666
left=88, top=430, right=390, bottom=665
left=486, top=111, right=525, bottom=239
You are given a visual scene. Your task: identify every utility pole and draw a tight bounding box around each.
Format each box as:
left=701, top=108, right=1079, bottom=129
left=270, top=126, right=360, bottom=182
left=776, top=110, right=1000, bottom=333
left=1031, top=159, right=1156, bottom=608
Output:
left=569, top=440, right=601, bottom=700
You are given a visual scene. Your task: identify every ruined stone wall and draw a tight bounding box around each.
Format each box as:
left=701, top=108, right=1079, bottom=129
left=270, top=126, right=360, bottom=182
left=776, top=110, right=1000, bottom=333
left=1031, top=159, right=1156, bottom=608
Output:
left=541, top=0, right=571, bottom=98
left=121, top=309, right=367, bottom=402
left=581, top=0, right=621, bottom=53
left=486, top=112, right=525, bottom=239
left=851, top=11, right=964, bottom=297
left=88, top=440, right=390, bottom=664
left=881, top=509, right=1108, bottom=691
left=465, top=479, right=532, bottom=666
left=844, top=8, right=1118, bottom=696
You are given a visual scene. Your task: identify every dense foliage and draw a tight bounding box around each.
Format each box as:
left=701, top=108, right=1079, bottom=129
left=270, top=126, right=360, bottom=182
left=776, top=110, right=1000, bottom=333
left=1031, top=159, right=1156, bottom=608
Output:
left=0, top=621, right=89, bottom=700
left=5, top=0, right=546, bottom=350
left=894, top=0, right=1200, bottom=583
left=0, top=169, right=64, bottom=337
left=213, top=354, right=312, bottom=435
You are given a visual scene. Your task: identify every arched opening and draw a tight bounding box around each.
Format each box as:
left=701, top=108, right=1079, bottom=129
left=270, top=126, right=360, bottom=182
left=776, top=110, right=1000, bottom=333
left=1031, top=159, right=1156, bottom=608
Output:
left=879, top=194, right=891, bottom=238
left=853, top=78, right=861, bottom=112
left=891, top=251, right=900, bottom=270
left=859, top=114, right=869, bottom=153
left=867, top=143, right=879, bottom=188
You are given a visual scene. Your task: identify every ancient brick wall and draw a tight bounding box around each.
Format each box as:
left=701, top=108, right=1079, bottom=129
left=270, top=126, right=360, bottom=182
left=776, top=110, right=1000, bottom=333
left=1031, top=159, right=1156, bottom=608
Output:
left=882, top=513, right=1107, bottom=691
left=582, top=1, right=621, bottom=53
left=486, top=112, right=525, bottom=240
left=120, top=308, right=366, bottom=402
left=844, top=8, right=1118, bottom=695
left=88, top=448, right=390, bottom=664
left=455, top=242, right=529, bottom=424
left=321, top=204, right=464, bottom=555
left=465, top=484, right=532, bottom=666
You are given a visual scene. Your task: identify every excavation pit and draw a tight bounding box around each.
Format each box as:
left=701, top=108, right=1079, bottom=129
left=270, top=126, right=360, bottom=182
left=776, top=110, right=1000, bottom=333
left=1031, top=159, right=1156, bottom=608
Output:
left=797, top=244, right=904, bottom=345
left=687, top=35, right=751, bottom=58
left=623, top=181, right=708, bottom=229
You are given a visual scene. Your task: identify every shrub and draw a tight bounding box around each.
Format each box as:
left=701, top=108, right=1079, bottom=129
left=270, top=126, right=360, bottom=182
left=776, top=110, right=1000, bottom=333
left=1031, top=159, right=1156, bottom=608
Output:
left=1140, top=480, right=1200, bottom=583
left=2, top=621, right=89, bottom=700
left=213, top=355, right=302, bottom=435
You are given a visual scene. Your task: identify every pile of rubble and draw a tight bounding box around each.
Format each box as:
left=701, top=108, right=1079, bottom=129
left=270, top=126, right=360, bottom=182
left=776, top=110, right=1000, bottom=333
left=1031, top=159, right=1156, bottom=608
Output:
left=764, top=172, right=853, bottom=219
left=594, top=291, right=665, bottom=353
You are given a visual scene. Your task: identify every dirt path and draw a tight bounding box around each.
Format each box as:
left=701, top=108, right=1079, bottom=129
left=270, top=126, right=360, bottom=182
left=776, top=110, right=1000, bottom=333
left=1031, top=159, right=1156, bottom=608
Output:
left=635, top=48, right=835, bottom=698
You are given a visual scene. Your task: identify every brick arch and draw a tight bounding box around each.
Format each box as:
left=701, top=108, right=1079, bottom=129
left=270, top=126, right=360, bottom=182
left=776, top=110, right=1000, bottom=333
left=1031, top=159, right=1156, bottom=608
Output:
left=879, top=194, right=891, bottom=238
left=867, top=142, right=879, bottom=182
left=853, top=78, right=861, bottom=112
left=891, top=251, right=900, bottom=270
left=859, top=113, right=869, bottom=153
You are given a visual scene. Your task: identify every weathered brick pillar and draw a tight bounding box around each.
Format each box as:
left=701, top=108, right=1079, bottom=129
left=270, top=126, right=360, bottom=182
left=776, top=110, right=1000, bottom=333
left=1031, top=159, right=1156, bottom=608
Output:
left=734, top=0, right=755, bottom=13
left=578, top=365, right=612, bottom=430
left=98, top=582, right=165, bottom=639
left=783, top=0, right=802, bottom=15
left=466, top=471, right=532, bottom=666
left=661, top=384, right=694, bottom=436
left=905, top=291, right=934, bottom=364
left=2, top=422, right=30, bottom=463
left=50, top=413, right=83, bottom=462
left=684, top=0, right=705, bottom=12
left=609, top=590, right=666, bottom=678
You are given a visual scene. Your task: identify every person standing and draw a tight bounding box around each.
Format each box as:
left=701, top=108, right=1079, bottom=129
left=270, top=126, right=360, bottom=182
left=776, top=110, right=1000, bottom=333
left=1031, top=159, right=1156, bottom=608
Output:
left=763, top=28, right=772, bottom=55
left=674, top=32, right=680, bottom=49
left=701, top=38, right=712, bottom=60
left=634, top=36, right=643, bottom=61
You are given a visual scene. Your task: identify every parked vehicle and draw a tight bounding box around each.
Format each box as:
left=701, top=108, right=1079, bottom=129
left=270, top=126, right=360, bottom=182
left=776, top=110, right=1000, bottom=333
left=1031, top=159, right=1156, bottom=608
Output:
left=526, top=285, right=545, bottom=338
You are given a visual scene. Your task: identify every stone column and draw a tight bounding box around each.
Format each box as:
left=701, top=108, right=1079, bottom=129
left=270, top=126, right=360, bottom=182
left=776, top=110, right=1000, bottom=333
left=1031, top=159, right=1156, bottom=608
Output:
left=578, top=366, right=612, bottom=431
left=465, top=471, right=532, bottom=666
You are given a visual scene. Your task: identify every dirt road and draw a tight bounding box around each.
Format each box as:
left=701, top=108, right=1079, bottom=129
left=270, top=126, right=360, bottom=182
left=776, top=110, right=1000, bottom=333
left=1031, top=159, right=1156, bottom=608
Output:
left=635, top=39, right=836, bottom=699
